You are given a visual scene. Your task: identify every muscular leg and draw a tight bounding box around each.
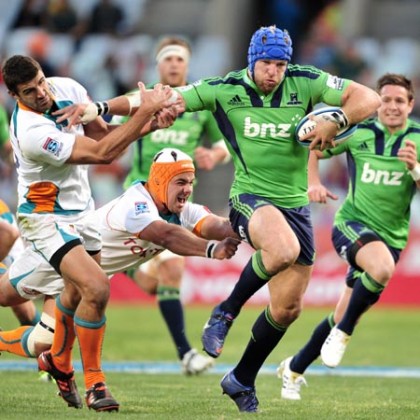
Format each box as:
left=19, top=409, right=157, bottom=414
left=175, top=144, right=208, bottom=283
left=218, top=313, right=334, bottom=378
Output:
left=234, top=264, right=312, bottom=386
left=221, top=205, right=300, bottom=316
left=53, top=245, right=110, bottom=390
left=0, top=270, right=55, bottom=357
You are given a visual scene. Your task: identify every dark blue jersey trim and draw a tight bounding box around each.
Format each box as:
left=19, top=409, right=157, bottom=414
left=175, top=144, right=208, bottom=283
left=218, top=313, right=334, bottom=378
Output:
left=213, top=100, right=248, bottom=174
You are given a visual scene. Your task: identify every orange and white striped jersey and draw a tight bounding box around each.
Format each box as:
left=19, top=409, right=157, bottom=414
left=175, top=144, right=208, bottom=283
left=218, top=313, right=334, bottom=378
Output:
left=9, top=77, right=93, bottom=216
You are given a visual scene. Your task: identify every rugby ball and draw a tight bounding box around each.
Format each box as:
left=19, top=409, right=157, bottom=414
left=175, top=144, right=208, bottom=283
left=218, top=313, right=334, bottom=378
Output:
left=295, top=107, right=357, bottom=147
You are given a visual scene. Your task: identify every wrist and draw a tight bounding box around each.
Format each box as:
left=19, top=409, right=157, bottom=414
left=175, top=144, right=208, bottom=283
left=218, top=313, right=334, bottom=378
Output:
left=206, top=240, right=218, bottom=258
left=94, top=101, right=109, bottom=116
left=81, top=102, right=99, bottom=124
left=409, top=163, right=420, bottom=181
left=322, top=108, right=349, bottom=130
left=126, top=93, right=141, bottom=114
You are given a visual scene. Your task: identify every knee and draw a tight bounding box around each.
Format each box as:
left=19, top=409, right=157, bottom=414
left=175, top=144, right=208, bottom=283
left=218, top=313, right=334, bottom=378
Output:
left=368, top=262, right=395, bottom=285
left=81, top=275, right=110, bottom=307
left=269, top=303, right=302, bottom=327
left=265, top=248, right=299, bottom=275
left=158, top=259, right=184, bottom=288
left=26, top=313, right=55, bottom=357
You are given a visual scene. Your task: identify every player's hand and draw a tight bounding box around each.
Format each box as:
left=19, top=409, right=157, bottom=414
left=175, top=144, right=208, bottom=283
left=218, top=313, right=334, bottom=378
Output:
left=194, top=146, right=216, bottom=171
left=137, top=82, right=173, bottom=114
left=150, top=106, right=178, bottom=131
left=397, top=139, right=418, bottom=170
left=212, top=237, right=241, bottom=260
left=308, top=183, right=338, bottom=203
left=300, top=116, right=338, bottom=151
left=53, top=103, right=91, bottom=127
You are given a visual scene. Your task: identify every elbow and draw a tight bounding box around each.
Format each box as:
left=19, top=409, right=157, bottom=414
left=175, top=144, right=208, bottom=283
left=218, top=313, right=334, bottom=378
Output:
left=97, top=155, right=114, bottom=164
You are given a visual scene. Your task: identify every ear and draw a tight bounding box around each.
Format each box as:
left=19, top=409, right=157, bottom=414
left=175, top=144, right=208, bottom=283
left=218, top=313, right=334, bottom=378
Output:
left=8, top=90, right=19, bottom=101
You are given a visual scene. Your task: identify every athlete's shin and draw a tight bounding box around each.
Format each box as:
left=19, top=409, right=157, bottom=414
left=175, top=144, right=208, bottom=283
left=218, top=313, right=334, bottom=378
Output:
left=75, top=316, right=106, bottom=389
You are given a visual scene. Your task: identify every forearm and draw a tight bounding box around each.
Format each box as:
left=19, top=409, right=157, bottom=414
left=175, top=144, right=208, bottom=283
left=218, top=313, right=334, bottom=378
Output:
left=157, top=226, right=210, bottom=257
left=308, top=151, right=322, bottom=185
left=94, top=109, right=153, bottom=162
left=341, top=82, right=381, bottom=125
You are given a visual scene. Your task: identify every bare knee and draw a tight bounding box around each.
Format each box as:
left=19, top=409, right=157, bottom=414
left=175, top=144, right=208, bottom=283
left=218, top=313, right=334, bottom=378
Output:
left=269, top=304, right=302, bottom=327
left=78, top=275, right=110, bottom=311
left=367, top=263, right=394, bottom=285
left=157, top=258, right=184, bottom=288
left=264, top=247, right=299, bottom=275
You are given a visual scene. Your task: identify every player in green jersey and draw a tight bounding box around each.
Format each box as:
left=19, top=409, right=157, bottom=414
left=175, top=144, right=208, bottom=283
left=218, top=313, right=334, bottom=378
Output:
left=278, top=73, right=420, bottom=401
left=53, top=25, right=380, bottom=412
left=173, top=25, right=380, bottom=413
left=123, top=37, right=229, bottom=375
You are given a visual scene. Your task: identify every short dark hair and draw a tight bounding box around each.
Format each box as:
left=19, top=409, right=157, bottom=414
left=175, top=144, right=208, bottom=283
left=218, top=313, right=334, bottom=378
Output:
left=376, top=73, right=414, bottom=101
left=2, top=55, right=42, bottom=94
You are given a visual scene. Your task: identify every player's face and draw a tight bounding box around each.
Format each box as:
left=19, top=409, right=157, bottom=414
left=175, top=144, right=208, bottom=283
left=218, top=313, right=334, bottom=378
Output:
left=158, top=55, right=188, bottom=87
left=253, top=59, right=288, bottom=94
left=12, top=70, right=54, bottom=113
left=166, top=172, right=195, bottom=213
left=378, top=84, right=414, bottom=133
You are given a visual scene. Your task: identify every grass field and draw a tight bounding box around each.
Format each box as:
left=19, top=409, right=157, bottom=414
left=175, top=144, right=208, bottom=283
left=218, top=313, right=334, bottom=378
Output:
left=1, top=304, right=419, bottom=418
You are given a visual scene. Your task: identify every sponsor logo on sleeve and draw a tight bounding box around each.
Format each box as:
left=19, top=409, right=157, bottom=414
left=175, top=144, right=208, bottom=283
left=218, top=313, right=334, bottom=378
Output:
left=42, top=137, right=63, bottom=157
left=134, top=201, right=150, bottom=215
left=326, top=74, right=345, bottom=90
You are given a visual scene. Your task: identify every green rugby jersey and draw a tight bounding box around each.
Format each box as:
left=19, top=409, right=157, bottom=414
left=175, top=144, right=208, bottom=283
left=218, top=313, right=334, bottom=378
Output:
left=0, top=105, right=9, bottom=148
left=179, top=66, right=350, bottom=208
left=122, top=87, right=224, bottom=189
left=322, top=118, right=420, bottom=249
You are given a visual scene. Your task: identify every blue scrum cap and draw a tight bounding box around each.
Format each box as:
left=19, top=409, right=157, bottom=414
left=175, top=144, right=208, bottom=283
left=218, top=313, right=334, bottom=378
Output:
left=247, top=25, right=293, bottom=77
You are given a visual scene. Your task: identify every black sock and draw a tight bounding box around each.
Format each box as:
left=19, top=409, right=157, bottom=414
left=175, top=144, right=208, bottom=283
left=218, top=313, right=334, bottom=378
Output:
left=157, top=286, right=190, bottom=359
left=220, top=250, right=271, bottom=317
left=233, top=307, right=287, bottom=387
left=338, top=273, right=384, bottom=335
left=291, top=314, right=334, bottom=374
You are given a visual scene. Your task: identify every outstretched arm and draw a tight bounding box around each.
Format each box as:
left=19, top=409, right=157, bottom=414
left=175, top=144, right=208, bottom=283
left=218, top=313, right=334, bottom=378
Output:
left=139, top=220, right=240, bottom=260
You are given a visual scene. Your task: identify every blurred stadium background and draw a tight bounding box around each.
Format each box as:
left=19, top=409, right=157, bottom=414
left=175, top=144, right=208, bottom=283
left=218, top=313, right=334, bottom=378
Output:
left=1, top=0, right=419, bottom=308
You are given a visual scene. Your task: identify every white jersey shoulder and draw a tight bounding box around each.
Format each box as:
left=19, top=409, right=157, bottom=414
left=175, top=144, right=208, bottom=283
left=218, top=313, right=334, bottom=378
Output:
left=10, top=77, right=93, bottom=215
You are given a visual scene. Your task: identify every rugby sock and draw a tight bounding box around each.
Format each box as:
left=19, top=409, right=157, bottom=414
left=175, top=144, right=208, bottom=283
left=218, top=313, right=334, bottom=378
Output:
left=0, top=326, right=33, bottom=357
left=157, top=286, right=190, bottom=359
left=75, top=316, right=106, bottom=389
left=220, top=250, right=271, bottom=317
left=50, top=297, right=76, bottom=373
left=337, top=273, right=384, bottom=335
left=233, top=307, right=287, bottom=387
left=29, top=309, right=42, bottom=326
left=290, top=313, right=334, bottom=374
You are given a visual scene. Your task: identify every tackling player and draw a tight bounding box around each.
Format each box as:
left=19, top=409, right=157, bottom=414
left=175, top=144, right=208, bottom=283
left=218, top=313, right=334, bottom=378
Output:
left=0, top=148, right=240, bottom=375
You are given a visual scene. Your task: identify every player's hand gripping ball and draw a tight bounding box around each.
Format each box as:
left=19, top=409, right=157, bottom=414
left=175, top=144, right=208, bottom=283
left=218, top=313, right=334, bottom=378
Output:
left=295, top=106, right=357, bottom=147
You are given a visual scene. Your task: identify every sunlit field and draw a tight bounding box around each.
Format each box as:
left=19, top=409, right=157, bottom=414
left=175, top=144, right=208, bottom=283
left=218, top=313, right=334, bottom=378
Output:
left=1, top=304, right=419, bottom=419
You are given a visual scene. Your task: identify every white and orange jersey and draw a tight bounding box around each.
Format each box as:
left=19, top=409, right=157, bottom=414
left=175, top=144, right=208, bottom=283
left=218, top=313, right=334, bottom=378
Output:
left=88, top=182, right=212, bottom=274
left=9, top=77, right=93, bottom=216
